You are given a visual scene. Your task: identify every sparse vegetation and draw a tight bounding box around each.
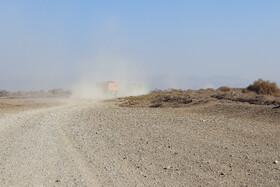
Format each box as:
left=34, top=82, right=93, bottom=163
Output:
left=49, top=88, right=72, bottom=97
left=0, top=90, right=9, bottom=97
left=118, top=84, right=280, bottom=108
left=0, top=89, right=72, bottom=98
left=246, top=79, right=280, bottom=96
left=218, top=86, right=232, bottom=92
left=118, top=89, right=215, bottom=108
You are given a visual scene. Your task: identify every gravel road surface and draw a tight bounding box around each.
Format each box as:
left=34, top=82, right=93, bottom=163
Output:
left=0, top=99, right=279, bottom=186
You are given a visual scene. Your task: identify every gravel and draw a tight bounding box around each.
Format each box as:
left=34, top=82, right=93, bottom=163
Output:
left=0, top=98, right=279, bottom=186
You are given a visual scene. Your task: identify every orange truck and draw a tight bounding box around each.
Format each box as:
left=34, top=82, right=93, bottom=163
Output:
left=97, top=81, right=118, bottom=97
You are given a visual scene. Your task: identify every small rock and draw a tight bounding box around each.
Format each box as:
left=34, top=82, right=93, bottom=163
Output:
left=163, top=166, right=171, bottom=170
left=273, top=160, right=279, bottom=164
left=220, top=172, right=225, bottom=176
left=55, top=180, right=60, bottom=182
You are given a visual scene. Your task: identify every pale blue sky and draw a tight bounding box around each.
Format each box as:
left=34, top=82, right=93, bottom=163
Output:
left=0, top=0, right=279, bottom=90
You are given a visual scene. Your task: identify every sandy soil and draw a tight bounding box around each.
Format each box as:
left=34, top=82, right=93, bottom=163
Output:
left=0, top=98, right=279, bottom=186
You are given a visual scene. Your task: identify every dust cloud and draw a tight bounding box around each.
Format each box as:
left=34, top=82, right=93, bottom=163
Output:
left=71, top=52, right=148, bottom=99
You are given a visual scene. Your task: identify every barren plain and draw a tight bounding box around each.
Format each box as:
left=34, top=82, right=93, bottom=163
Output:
left=0, top=97, right=279, bottom=186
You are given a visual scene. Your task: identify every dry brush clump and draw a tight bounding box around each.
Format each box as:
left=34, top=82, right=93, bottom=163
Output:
left=118, top=79, right=280, bottom=108
left=118, top=89, right=217, bottom=108
left=48, top=88, right=72, bottom=97
left=218, top=86, right=232, bottom=92
left=119, top=86, right=280, bottom=108
left=212, top=91, right=280, bottom=105
left=0, top=90, right=9, bottom=97
left=0, top=89, right=72, bottom=98
left=246, top=79, right=280, bottom=96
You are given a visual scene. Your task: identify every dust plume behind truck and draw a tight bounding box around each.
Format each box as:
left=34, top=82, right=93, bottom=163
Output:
left=96, top=81, right=118, bottom=97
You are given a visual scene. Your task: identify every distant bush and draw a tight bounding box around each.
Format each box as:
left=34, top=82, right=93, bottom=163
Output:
left=0, top=90, right=9, bottom=97
left=49, top=88, right=64, bottom=95
left=49, top=88, right=72, bottom=97
left=171, top=89, right=184, bottom=93
left=218, top=86, right=232, bottom=92
left=205, top=88, right=215, bottom=92
left=247, top=79, right=280, bottom=96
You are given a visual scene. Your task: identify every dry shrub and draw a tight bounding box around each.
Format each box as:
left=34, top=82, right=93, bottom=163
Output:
left=212, top=92, right=280, bottom=105
left=49, top=88, right=65, bottom=95
left=171, top=89, right=184, bottom=93
left=0, top=90, right=9, bottom=97
left=218, top=86, right=232, bottom=92
left=247, top=79, right=280, bottom=96
left=242, top=88, right=250, bottom=94
left=205, top=88, right=215, bottom=92
left=48, top=88, right=72, bottom=96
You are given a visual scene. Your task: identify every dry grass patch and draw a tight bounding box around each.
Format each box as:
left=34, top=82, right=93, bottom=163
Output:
left=0, top=90, right=9, bottom=97
left=118, top=89, right=216, bottom=108
left=218, top=86, right=232, bottom=92
left=118, top=84, right=280, bottom=108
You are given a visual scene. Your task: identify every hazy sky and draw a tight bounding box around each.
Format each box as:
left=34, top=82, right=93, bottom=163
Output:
left=1, top=0, right=280, bottom=90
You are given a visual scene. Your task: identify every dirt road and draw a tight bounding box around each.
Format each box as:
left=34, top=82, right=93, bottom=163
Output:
left=0, top=98, right=279, bottom=186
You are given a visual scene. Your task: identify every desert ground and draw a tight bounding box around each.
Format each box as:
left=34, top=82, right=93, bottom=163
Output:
left=0, top=97, right=279, bottom=186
